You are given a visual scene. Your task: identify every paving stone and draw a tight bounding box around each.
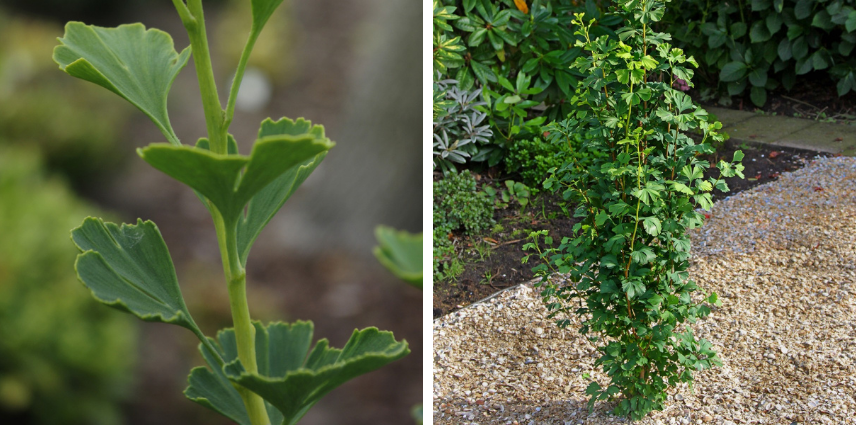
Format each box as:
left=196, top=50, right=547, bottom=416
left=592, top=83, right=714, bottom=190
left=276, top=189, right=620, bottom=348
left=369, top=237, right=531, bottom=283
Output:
left=707, top=107, right=756, bottom=127
left=772, top=122, right=856, bottom=154
left=723, top=115, right=815, bottom=145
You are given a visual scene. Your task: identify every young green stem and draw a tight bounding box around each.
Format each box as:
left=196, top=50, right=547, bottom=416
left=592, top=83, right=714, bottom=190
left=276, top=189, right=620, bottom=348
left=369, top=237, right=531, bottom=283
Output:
left=177, top=2, right=269, bottom=423
left=214, top=208, right=271, bottom=425
left=184, top=0, right=227, bottom=153
left=225, top=30, right=261, bottom=130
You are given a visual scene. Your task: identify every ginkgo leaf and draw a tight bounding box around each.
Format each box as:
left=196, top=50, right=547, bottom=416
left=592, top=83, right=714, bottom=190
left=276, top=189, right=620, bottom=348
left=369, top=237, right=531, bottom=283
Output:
left=216, top=322, right=409, bottom=425
left=139, top=129, right=333, bottom=225
left=373, top=226, right=423, bottom=288
left=53, top=22, right=190, bottom=145
left=251, top=0, right=286, bottom=32
left=71, top=217, right=201, bottom=333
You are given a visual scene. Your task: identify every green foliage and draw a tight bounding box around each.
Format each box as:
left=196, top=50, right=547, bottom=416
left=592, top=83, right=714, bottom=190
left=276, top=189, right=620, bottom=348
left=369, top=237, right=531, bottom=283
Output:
left=0, top=147, right=135, bottom=425
left=54, top=1, right=408, bottom=424
left=503, top=137, right=564, bottom=188
left=433, top=170, right=494, bottom=277
left=434, top=170, right=494, bottom=235
left=433, top=0, right=623, bottom=165
left=665, top=0, right=856, bottom=104
left=526, top=2, right=741, bottom=419
left=483, top=179, right=532, bottom=210
left=373, top=226, right=423, bottom=289
left=433, top=76, right=493, bottom=171
left=187, top=322, right=409, bottom=425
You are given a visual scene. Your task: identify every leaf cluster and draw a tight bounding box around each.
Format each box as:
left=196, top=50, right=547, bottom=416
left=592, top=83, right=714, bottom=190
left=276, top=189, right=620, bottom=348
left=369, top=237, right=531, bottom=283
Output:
left=52, top=1, right=409, bottom=423
left=527, top=1, right=743, bottom=419
left=433, top=76, right=493, bottom=171
left=665, top=0, right=856, bottom=105
left=433, top=0, right=623, bottom=166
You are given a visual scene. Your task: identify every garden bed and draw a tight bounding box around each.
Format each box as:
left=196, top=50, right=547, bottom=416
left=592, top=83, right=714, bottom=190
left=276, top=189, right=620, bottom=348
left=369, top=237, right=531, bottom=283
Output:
left=433, top=156, right=856, bottom=424
left=433, top=139, right=832, bottom=318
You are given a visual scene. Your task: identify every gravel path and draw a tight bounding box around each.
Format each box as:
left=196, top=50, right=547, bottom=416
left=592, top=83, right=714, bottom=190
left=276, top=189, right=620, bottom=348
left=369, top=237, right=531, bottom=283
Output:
left=433, top=157, right=856, bottom=425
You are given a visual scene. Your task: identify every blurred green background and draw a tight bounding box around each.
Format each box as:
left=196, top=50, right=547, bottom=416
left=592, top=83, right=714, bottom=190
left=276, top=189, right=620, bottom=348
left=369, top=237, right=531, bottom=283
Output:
left=0, top=0, right=421, bottom=424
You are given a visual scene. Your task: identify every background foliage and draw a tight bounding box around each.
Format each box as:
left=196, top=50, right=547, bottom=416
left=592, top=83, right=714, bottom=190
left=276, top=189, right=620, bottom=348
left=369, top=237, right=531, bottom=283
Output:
left=0, top=11, right=129, bottom=185
left=665, top=0, right=856, bottom=105
left=0, top=147, right=135, bottom=425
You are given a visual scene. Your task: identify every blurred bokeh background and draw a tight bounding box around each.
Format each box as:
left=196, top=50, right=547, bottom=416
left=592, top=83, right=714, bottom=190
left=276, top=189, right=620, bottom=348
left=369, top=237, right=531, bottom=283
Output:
left=0, top=0, right=421, bottom=424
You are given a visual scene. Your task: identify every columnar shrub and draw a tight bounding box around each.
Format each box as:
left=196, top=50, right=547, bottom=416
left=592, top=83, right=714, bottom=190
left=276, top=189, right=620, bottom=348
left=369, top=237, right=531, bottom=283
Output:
left=529, top=0, right=744, bottom=419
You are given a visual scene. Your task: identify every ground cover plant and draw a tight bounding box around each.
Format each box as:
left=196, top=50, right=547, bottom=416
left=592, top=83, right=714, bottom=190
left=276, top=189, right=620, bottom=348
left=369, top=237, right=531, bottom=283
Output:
left=523, top=0, right=745, bottom=419
left=54, top=1, right=409, bottom=424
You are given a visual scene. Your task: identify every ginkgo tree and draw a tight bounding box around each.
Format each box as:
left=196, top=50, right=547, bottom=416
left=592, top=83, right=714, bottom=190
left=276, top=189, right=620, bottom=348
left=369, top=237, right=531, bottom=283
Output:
left=55, top=1, right=409, bottom=424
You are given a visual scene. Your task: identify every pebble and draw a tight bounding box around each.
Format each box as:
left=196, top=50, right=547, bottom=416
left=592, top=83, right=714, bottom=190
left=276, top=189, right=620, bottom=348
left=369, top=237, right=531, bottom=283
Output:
left=433, top=157, right=856, bottom=424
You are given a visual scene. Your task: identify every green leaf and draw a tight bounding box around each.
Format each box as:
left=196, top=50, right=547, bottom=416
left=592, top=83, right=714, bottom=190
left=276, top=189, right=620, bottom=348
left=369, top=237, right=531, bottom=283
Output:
left=837, top=73, right=854, bottom=96
left=731, top=22, right=748, bottom=38
left=642, top=216, right=662, bottom=236
left=250, top=0, right=286, bottom=33
left=774, top=0, right=784, bottom=13
left=139, top=128, right=334, bottom=225
left=720, top=62, right=747, bottom=82
left=236, top=118, right=330, bottom=265
left=185, top=338, right=253, bottom=425
left=221, top=322, right=409, bottom=425
left=53, top=23, right=190, bottom=145
left=792, top=36, right=808, bottom=60
left=749, top=21, right=771, bottom=42
left=373, top=226, right=423, bottom=289
left=847, top=11, right=856, bottom=32
left=811, top=10, right=834, bottom=30
left=71, top=217, right=199, bottom=331
left=795, top=0, right=813, bottom=19
left=748, top=69, right=768, bottom=87
left=778, top=38, right=792, bottom=60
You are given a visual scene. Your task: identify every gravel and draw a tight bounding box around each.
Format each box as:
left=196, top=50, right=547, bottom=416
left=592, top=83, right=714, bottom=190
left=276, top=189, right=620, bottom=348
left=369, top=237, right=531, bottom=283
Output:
left=433, top=157, right=856, bottom=424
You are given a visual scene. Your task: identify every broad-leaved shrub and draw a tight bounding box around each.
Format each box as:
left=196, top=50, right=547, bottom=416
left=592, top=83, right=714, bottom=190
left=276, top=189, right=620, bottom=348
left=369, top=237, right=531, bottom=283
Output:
left=525, top=0, right=744, bottom=419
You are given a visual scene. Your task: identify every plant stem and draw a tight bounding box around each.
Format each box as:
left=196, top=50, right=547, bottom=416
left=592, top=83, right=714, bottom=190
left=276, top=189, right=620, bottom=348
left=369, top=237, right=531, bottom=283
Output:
left=185, top=0, right=227, bottom=153
left=215, top=209, right=271, bottom=425
left=225, top=30, right=261, bottom=130
left=178, top=1, right=269, bottom=423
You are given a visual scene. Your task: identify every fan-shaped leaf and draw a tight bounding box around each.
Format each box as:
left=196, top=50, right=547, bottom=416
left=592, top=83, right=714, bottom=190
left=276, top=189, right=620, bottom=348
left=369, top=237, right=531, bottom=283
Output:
left=373, top=226, right=423, bottom=288
left=139, top=127, right=333, bottom=225
left=218, top=322, right=409, bottom=425
left=71, top=218, right=200, bottom=331
left=251, top=0, right=286, bottom=32
left=235, top=118, right=330, bottom=264
left=53, top=23, right=190, bottom=145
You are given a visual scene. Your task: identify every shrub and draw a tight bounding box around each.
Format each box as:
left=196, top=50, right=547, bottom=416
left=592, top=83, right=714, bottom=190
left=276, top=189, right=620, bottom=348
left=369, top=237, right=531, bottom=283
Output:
left=433, top=170, right=494, bottom=276
left=664, top=0, right=856, bottom=105
left=503, top=137, right=563, bottom=188
left=0, top=147, right=135, bottom=425
left=433, top=0, right=624, bottom=166
left=526, top=1, right=744, bottom=419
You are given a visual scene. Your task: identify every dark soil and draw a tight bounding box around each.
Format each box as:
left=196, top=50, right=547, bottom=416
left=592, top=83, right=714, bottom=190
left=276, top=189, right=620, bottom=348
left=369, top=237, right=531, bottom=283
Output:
left=432, top=139, right=831, bottom=318
left=697, top=71, right=856, bottom=124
